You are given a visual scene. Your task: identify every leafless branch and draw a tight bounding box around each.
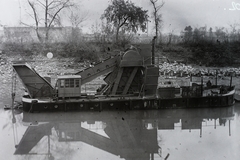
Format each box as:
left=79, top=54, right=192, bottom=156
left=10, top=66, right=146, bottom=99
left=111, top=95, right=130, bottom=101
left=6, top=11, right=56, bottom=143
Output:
left=48, top=0, right=65, bottom=7
left=69, top=10, right=89, bottom=27
left=20, top=22, right=34, bottom=27
left=28, top=0, right=39, bottom=28
left=48, top=0, right=70, bottom=9
left=150, top=0, right=165, bottom=38
left=36, top=0, right=46, bottom=8
left=48, top=6, right=64, bottom=27
left=26, top=0, right=75, bottom=42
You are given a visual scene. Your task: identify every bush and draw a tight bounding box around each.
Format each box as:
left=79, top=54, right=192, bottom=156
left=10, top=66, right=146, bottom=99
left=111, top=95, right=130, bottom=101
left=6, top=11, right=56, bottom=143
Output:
left=2, top=41, right=104, bottom=62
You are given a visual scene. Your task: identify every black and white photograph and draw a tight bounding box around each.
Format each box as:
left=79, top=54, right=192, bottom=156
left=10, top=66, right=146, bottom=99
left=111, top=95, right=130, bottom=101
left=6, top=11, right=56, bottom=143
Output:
left=0, top=0, right=240, bottom=159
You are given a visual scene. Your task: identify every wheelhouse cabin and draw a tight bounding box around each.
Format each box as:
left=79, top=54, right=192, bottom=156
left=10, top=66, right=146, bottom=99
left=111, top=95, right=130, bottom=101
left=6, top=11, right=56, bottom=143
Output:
left=56, top=75, right=81, bottom=98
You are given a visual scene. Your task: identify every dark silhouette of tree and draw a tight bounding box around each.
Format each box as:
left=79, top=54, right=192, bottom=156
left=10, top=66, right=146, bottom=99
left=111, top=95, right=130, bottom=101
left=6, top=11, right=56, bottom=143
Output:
left=101, top=0, right=148, bottom=43
left=209, top=27, right=213, bottom=42
left=193, top=28, right=200, bottom=43
left=192, top=26, right=206, bottom=43
left=184, top=25, right=192, bottom=43
left=229, top=23, right=240, bottom=42
left=215, top=27, right=226, bottom=43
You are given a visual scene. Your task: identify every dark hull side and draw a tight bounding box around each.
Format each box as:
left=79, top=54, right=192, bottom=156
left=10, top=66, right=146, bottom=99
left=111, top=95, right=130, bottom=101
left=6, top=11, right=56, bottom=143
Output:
left=22, top=93, right=235, bottom=112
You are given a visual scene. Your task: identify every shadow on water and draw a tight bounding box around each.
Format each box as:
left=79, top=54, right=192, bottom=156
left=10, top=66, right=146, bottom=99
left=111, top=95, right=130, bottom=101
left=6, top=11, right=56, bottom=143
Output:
left=11, top=104, right=236, bottom=160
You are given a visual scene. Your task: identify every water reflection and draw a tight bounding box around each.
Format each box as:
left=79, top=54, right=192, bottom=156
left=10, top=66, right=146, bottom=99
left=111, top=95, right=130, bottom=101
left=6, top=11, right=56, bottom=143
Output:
left=11, top=106, right=235, bottom=160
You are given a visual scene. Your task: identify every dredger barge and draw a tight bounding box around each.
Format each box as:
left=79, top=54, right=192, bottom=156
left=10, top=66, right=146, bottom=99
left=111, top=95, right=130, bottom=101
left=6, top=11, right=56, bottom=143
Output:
left=12, top=39, right=235, bottom=112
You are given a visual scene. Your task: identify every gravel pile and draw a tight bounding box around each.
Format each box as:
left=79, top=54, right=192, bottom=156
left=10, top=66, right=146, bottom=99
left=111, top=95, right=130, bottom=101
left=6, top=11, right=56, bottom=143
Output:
left=159, top=62, right=240, bottom=77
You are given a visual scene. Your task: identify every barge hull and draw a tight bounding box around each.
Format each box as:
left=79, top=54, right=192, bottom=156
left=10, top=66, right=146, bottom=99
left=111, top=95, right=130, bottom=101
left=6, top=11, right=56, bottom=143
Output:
left=22, top=94, right=235, bottom=112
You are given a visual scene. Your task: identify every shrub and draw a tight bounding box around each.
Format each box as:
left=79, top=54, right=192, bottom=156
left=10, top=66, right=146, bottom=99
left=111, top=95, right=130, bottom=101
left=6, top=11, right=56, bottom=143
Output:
left=2, top=41, right=104, bottom=62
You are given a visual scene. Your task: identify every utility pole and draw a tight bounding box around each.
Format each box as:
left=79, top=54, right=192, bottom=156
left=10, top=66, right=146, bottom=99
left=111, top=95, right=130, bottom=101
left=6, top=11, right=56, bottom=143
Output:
left=18, top=0, right=22, bottom=25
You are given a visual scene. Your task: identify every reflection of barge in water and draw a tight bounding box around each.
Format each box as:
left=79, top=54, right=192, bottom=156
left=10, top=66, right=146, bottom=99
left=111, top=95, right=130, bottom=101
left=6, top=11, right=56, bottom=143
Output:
left=14, top=106, right=234, bottom=159
left=12, top=39, right=235, bottom=112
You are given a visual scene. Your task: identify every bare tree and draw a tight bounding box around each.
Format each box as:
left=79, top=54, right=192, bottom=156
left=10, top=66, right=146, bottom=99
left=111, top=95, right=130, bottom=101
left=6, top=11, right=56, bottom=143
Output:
left=215, top=27, right=226, bottom=43
left=69, top=9, right=88, bottom=28
left=150, top=0, right=165, bottom=42
left=229, top=23, right=240, bottom=42
left=183, top=25, right=193, bottom=43
left=167, top=29, right=175, bottom=46
left=25, top=0, right=76, bottom=43
left=67, top=9, right=88, bottom=43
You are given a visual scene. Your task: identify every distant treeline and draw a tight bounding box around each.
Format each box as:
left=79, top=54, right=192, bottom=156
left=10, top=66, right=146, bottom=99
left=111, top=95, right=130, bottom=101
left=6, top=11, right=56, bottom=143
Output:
left=1, top=25, right=240, bottom=66
left=157, top=26, right=240, bottom=66
left=180, top=26, right=240, bottom=44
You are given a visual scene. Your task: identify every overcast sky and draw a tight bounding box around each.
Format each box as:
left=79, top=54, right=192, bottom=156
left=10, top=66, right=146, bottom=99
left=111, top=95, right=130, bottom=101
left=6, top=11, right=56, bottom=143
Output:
left=0, top=0, right=240, bottom=34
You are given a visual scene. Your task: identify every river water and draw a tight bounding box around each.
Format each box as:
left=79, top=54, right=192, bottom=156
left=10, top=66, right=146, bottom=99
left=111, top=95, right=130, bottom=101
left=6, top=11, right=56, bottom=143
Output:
left=0, top=102, right=240, bottom=160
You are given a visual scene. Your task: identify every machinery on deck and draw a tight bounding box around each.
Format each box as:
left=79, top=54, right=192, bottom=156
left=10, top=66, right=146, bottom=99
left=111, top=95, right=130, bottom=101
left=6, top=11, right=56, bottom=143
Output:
left=12, top=38, right=235, bottom=112
left=54, top=46, right=159, bottom=98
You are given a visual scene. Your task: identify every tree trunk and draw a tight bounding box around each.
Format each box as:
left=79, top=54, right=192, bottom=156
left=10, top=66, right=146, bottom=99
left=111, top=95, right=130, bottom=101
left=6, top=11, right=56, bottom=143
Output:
left=167, top=33, right=172, bottom=46
left=45, top=28, right=49, bottom=43
left=45, top=0, right=48, bottom=28
left=155, top=22, right=158, bottom=43
left=116, top=26, right=120, bottom=43
left=35, top=28, right=43, bottom=43
left=45, top=0, right=48, bottom=43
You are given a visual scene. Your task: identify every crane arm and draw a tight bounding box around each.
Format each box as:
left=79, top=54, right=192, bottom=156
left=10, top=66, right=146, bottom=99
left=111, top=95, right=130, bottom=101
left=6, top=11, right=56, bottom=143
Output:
left=75, top=55, right=121, bottom=85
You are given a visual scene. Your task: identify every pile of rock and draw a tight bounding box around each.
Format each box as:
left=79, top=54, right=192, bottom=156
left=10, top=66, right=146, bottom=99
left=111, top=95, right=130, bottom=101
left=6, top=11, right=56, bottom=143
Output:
left=159, top=62, right=240, bottom=77
left=159, top=62, right=194, bottom=77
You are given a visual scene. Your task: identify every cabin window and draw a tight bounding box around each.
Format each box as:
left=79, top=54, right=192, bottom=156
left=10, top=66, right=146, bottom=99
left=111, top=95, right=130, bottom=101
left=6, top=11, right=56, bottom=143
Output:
left=75, top=79, right=80, bottom=87
left=60, top=80, right=64, bottom=88
left=60, top=78, right=79, bottom=88
left=70, top=79, right=74, bottom=88
left=65, top=79, right=70, bottom=88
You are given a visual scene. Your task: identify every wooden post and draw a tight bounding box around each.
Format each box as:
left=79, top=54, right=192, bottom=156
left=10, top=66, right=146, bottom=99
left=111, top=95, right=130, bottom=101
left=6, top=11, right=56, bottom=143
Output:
left=230, top=75, right=232, bottom=87
left=215, top=70, right=218, bottom=86
left=200, top=122, right=202, bottom=138
left=229, top=120, right=231, bottom=136
left=201, top=76, right=203, bottom=96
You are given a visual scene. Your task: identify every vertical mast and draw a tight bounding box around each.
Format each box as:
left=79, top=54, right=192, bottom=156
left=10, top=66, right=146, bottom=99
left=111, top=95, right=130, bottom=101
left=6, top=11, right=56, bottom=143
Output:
left=152, top=36, right=157, bottom=65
